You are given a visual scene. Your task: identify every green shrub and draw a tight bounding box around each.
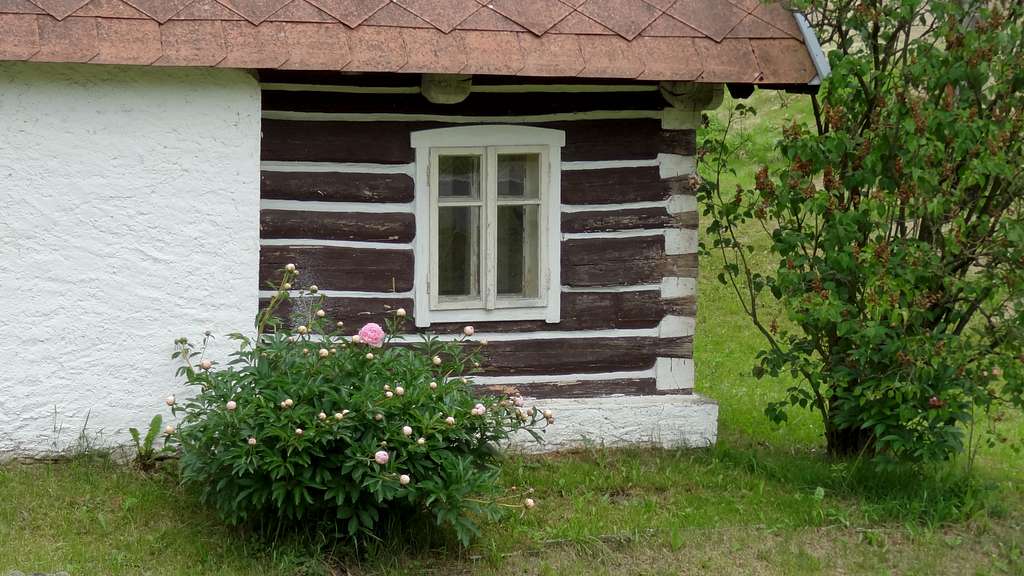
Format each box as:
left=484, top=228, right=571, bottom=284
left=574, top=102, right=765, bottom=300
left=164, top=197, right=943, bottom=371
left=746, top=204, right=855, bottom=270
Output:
left=166, top=265, right=550, bottom=545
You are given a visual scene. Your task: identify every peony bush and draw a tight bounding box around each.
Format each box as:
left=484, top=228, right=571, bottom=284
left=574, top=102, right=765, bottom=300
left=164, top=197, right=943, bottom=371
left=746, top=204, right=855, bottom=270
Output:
left=165, top=265, right=551, bottom=545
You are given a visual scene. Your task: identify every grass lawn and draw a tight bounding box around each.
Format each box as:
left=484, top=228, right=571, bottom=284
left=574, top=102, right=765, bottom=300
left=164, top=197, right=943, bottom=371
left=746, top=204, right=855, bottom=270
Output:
left=2, top=91, right=1022, bottom=575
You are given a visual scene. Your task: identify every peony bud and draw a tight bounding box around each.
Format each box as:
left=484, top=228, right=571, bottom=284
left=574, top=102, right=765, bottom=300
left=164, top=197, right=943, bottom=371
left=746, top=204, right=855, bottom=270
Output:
left=226, top=400, right=237, bottom=411
left=165, top=395, right=176, bottom=406
left=526, top=407, right=535, bottom=417
left=474, top=403, right=486, bottom=415
left=297, top=325, right=308, bottom=335
left=384, top=384, right=391, bottom=391
left=399, top=474, right=410, bottom=486
left=374, top=450, right=389, bottom=465
left=432, top=356, right=442, bottom=366
left=375, top=413, right=384, bottom=421
left=445, top=416, right=456, bottom=426
left=247, top=437, right=257, bottom=446
left=429, top=381, right=438, bottom=390
left=417, top=437, right=426, bottom=445
left=282, top=282, right=292, bottom=290
left=334, top=412, right=344, bottom=420
left=309, top=285, right=319, bottom=294
left=316, top=310, right=326, bottom=318
left=385, top=391, right=393, bottom=398
left=543, top=410, right=553, bottom=419
left=396, top=308, right=406, bottom=317
left=402, top=425, right=413, bottom=436
left=164, top=425, right=175, bottom=435
left=319, top=348, right=329, bottom=358
left=285, top=263, right=296, bottom=272
left=199, top=359, right=213, bottom=370
left=352, top=334, right=361, bottom=343
left=514, top=396, right=524, bottom=407
left=395, top=386, right=405, bottom=396
left=479, top=338, right=488, bottom=346
left=992, top=366, right=1004, bottom=378
left=366, top=353, right=374, bottom=360
left=284, top=398, right=294, bottom=408
left=318, top=412, right=327, bottom=420
left=337, top=321, right=345, bottom=328
left=295, top=428, right=304, bottom=436
left=524, top=498, right=536, bottom=509
left=463, top=325, right=475, bottom=336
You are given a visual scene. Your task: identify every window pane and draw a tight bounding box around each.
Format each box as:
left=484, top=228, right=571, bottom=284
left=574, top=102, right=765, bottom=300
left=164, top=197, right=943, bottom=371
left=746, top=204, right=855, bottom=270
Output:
left=438, top=155, right=481, bottom=200
left=438, top=206, right=481, bottom=300
left=497, top=205, right=540, bottom=298
left=497, top=154, right=540, bottom=199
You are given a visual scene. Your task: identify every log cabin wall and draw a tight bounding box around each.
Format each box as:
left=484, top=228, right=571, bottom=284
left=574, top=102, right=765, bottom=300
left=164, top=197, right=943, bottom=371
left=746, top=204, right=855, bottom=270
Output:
left=259, top=71, right=700, bottom=400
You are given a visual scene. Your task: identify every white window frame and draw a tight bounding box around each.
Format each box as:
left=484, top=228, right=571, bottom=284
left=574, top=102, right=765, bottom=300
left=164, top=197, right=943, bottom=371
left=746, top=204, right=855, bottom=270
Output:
left=411, top=125, right=565, bottom=328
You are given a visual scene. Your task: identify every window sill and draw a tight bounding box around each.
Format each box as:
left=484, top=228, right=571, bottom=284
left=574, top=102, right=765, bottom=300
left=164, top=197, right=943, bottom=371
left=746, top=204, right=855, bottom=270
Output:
left=418, top=306, right=558, bottom=327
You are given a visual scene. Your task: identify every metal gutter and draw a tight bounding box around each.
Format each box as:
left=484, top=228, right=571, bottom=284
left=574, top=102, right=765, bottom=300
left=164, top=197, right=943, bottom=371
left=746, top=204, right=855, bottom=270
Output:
left=793, top=12, right=831, bottom=86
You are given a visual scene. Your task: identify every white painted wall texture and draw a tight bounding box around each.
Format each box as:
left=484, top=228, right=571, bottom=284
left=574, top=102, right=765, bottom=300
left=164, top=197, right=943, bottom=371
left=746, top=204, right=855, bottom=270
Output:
left=0, top=63, right=261, bottom=457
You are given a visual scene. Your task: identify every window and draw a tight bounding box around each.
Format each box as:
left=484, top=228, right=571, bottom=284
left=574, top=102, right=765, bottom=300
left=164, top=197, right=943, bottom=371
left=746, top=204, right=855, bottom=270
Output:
left=411, top=126, right=564, bottom=327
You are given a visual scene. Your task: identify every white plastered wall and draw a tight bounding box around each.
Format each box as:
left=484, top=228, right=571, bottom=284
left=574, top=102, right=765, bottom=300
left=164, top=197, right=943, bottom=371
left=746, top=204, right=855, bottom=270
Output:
left=0, top=63, right=261, bottom=457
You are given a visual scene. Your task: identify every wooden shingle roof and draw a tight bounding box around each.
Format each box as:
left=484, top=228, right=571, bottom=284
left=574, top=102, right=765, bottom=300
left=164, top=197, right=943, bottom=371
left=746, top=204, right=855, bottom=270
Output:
left=0, top=0, right=819, bottom=83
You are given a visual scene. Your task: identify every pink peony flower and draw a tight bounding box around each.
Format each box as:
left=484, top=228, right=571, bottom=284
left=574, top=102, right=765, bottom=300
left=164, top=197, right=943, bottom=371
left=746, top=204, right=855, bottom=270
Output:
left=226, top=400, right=237, bottom=411
left=463, top=325, right=475, bottom=336
left=374, top=450, right=389, bottom=465
left=358, top=323, right=385, bottom=348
left=402, top=425, right=413, bottom=436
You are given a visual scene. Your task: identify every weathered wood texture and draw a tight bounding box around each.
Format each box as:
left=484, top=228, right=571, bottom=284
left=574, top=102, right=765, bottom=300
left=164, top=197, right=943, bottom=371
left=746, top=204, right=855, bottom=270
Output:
left=261, top=210, right=415, bottom=242
left=260, top=245, right=413, bottom=292
left=429, top=291, right=696, bottom=333
left=261, top=171, right=414, bottom=203
left=262, top=89, right=668, bottom=116
left=475, top=379, right=693, bottom=399
left=258, top=70, right=660, bottom=89
left=264, top=291, right=694, bottom=335
left=562, top=207, right=698, bottom=233
left=561, top=167, right=695, bottom=204
left=262, top=119, right=693, bottom=163
left=562, top=236, right=698, bottom=287
left=260, top=296, right=413, bottom=332
left=476, top=336, right=692, bottom=376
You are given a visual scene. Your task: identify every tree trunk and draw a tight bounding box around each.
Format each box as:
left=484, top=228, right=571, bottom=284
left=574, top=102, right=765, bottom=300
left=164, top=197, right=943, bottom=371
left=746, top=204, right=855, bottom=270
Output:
left=824, top=410, right=874, bottom=457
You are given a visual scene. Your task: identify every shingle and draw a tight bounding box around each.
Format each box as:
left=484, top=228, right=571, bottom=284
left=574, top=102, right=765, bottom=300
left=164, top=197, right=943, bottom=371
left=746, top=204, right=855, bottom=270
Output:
left=517, top=32, right=584, bottom=76
left=667, top=0, right=748, bottom=42
left=124, top=0, right=198, bottom=23
left=694, top=37, right=759, bottom=82
left=455, top=6, right=525, bottom=32
left=305, top=0, right=386, bottom=27
left=364, top=2, right=431, bottom=27
left=220, top=19, right=289, bottom=66
left=172, top=0, right=243, bottom=20
left=394, top=0, right=478, bottom=33
left=0, top=13, right=39, bottom=58
left=640, top=12, right=702, bottom=37
left=218, top=0, right=291, bottom=24
left=577, top=0, right=660, bottom=40
left=399, top=27, right=466, bottom=73
left=0, top=1, right=45, bottom=15
left=578, top=33, right=643, bottom=78
left=751, top=38, right=816, bottom=83
left=281, top=21, right=350, bottom=68
left=154, top=19, right=226, bottom=65
left=548, top=10, right=613, bottom=35
left=461, top=30, right=524, bottom=75
left=266, top=0, right=335, bottom=22
left=344, top=24, right=407, bottom=71
left=73, top=0, right=148, bottom=18
left=92, top=15, right=160, bottom=63
left=487, top=0, right=572, bottom=36
left=751, top=2, right=801, bottom=39
left=28, top=0, right=89, bottom=20
left=633, top=35, right=700, bottom=80
left=32, top=14, right=96, bottom=60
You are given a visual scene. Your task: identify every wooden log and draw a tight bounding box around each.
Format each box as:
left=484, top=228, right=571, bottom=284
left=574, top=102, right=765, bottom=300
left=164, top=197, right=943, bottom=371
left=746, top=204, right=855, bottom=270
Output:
left=427, top=291, right=694, bottom=333
left=259, top=296, right=413, bottom=333
left=262, top=89, right=667, bottom=116
left=260, top=210, right=415, bottom=243
left=562, top=167, right=670, bottom=204
left=475, top=336, right=692, bottom=376
left=260, top=245, right=414, bottom=292
left=261, top=119, right=669, bottom=163
left=474, top=379, right=695, bottom=399
left=660, top=129, right=697, bottom=156
left=261, top=171, right=414, bottom=203
left=562, top=236, right=698, bottom=286
left=562, top=208, right=698, bottom=233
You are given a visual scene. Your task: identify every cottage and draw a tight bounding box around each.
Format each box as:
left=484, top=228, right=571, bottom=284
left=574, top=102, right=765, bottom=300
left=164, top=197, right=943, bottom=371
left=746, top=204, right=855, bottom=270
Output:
left=0, top=0, right=824, bottom=456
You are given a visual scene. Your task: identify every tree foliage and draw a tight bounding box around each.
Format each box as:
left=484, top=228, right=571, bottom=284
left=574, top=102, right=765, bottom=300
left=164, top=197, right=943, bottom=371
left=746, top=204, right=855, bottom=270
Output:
left=699, top=0, right=1024, bottom=464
